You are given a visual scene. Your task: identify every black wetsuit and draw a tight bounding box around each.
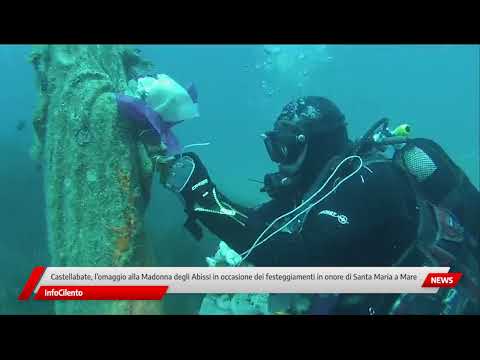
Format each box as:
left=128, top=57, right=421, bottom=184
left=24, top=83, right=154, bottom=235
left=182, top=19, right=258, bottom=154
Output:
left=196, top=160, right=418, bottom=267
left=189, top=159, right=420, bottom=314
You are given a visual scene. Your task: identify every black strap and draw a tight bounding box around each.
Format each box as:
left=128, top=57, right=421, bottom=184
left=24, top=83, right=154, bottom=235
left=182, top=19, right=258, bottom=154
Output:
left=184, top=211, right=203, bottom=241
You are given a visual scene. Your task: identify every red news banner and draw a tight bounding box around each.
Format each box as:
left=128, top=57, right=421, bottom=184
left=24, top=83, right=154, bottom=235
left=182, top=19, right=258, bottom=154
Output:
left=19, top=266, right=462, bottom=301
left=422, top=272, right=463, bottom=287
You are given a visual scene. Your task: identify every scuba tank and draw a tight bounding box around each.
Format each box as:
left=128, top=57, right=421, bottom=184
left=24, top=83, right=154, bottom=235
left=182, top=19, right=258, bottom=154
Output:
left=393, top=138, right=479, bottom=242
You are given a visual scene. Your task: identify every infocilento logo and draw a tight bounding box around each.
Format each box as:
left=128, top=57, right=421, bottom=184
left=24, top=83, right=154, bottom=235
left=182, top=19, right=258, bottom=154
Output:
left=44, top=288, right=84, bottom=297
left=18, top=267, right=464, bottom=301
left=18, top=266, right=168, bottom=301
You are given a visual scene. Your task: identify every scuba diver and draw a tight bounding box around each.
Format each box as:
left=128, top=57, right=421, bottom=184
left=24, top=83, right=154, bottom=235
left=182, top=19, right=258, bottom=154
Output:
left=157, top=96, right=479, bottom=315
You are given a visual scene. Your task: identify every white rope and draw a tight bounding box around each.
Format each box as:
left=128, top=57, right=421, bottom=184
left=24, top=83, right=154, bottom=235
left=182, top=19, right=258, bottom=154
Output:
left=239, top=156, right=364, bottom=263
left=183, top=142, right=211, bottom=151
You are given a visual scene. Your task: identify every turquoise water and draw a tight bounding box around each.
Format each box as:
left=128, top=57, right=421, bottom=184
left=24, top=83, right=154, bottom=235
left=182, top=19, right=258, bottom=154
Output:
left=0, top=45, right=478, bottom=314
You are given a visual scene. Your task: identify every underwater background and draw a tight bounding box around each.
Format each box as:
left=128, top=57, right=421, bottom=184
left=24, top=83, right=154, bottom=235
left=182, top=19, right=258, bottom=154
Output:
left=0, top=44, right=478, bottom=314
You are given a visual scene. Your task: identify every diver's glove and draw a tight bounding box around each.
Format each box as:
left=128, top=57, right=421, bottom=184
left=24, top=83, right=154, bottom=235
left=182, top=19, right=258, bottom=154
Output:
left=163, top=152, right=246, bottom=240
left=164, top=152, right=215, bottom=209
left=162, top=152, right=221, bottom=240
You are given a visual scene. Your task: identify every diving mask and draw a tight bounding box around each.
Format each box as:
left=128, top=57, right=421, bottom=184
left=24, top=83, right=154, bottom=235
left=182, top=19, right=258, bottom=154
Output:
left=263, top=124, right=307, bottom=165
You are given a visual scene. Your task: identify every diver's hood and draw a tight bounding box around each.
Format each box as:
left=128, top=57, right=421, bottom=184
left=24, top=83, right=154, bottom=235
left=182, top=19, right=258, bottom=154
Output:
left=126, top=74, right=199, bottom=124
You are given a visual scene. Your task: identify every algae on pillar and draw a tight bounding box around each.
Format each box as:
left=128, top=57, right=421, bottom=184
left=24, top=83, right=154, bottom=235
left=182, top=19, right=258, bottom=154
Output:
left=30, top=45, right=162, bottom=314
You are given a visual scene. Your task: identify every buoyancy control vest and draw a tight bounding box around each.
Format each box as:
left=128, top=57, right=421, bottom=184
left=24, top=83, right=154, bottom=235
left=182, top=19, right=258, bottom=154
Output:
left=387, top=138, right=480, bottom=314
left=343, top=133, right=480, bottom=315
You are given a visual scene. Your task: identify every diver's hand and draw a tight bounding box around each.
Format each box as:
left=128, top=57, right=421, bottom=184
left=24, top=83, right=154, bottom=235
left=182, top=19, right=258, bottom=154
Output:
left=165, top=152, right=217, bottom=211
left=164, top=152, right=248, bottom=241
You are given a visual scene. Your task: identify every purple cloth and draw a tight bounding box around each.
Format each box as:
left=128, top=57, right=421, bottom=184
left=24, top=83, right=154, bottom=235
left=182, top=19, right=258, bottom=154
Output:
left=116, top=94, right=181, bottom=155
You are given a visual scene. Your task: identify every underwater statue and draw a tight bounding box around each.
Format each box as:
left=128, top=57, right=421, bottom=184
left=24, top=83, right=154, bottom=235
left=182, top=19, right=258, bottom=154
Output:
left=29, top=45, right=198, bottom=315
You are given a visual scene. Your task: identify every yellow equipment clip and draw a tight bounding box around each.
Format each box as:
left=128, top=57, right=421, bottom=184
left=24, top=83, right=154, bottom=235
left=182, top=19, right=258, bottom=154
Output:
left=392, top=124, right=411, bottom=137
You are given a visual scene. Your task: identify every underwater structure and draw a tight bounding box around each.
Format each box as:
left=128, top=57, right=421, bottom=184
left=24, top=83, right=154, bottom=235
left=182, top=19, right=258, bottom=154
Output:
left=29, top=45, right=163, bottom=314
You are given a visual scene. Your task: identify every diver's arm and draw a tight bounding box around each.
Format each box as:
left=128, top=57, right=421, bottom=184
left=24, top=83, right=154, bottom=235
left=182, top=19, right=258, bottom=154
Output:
left=189, top=185, right=255, bottom=250
left=163, top=152, right=277, bottom=251
left=195, top=192, right=294, bottom=254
